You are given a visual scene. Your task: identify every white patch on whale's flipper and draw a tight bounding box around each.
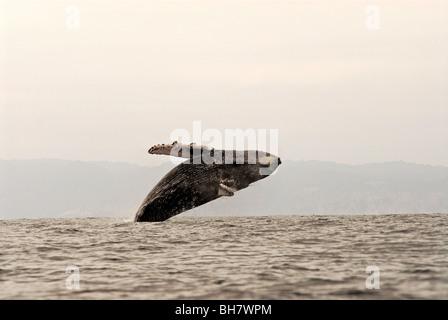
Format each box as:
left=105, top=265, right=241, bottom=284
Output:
left=218, top=183, right=235, bottom=196
left=148, top=141, right=214, bottom=159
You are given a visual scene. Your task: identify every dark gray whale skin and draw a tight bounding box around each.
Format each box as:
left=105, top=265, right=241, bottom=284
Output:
left=134, top=150, right=281, bottom=222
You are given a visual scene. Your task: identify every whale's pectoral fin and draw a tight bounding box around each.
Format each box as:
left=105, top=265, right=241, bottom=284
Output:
left=218, top=183, right=235, bottom=196
left=148, top=141, right=214, bottom=159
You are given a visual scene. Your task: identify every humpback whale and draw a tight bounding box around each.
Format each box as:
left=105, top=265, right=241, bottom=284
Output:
left=134, top=141, right=281, bottom=222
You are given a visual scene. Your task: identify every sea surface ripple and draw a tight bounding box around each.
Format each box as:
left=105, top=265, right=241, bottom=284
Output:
left=0, top=214, right=447, bottom=299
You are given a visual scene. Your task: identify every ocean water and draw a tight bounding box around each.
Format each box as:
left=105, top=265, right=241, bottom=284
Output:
left=0, top=214, right=447, bottom=300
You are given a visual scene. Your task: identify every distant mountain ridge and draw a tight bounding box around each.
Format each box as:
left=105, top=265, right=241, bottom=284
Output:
left=0, top=159, right=447, bottom=220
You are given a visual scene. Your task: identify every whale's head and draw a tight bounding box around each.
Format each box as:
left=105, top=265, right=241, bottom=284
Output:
left=217, top=150, right=281, bottom=192
left=231, top=151, right=281, bottom=187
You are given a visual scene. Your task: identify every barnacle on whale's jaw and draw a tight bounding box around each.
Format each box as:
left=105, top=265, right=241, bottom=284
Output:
left=257, top=155, right=282, bottom=177
left=258, top=155, right=281, bottom=167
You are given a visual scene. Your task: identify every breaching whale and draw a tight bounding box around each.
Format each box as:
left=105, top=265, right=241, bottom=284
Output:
left=134, top=141, right=281, bottom=222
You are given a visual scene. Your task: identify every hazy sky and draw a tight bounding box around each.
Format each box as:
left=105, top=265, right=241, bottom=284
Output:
left=1, top=0, right=447, bottom=167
